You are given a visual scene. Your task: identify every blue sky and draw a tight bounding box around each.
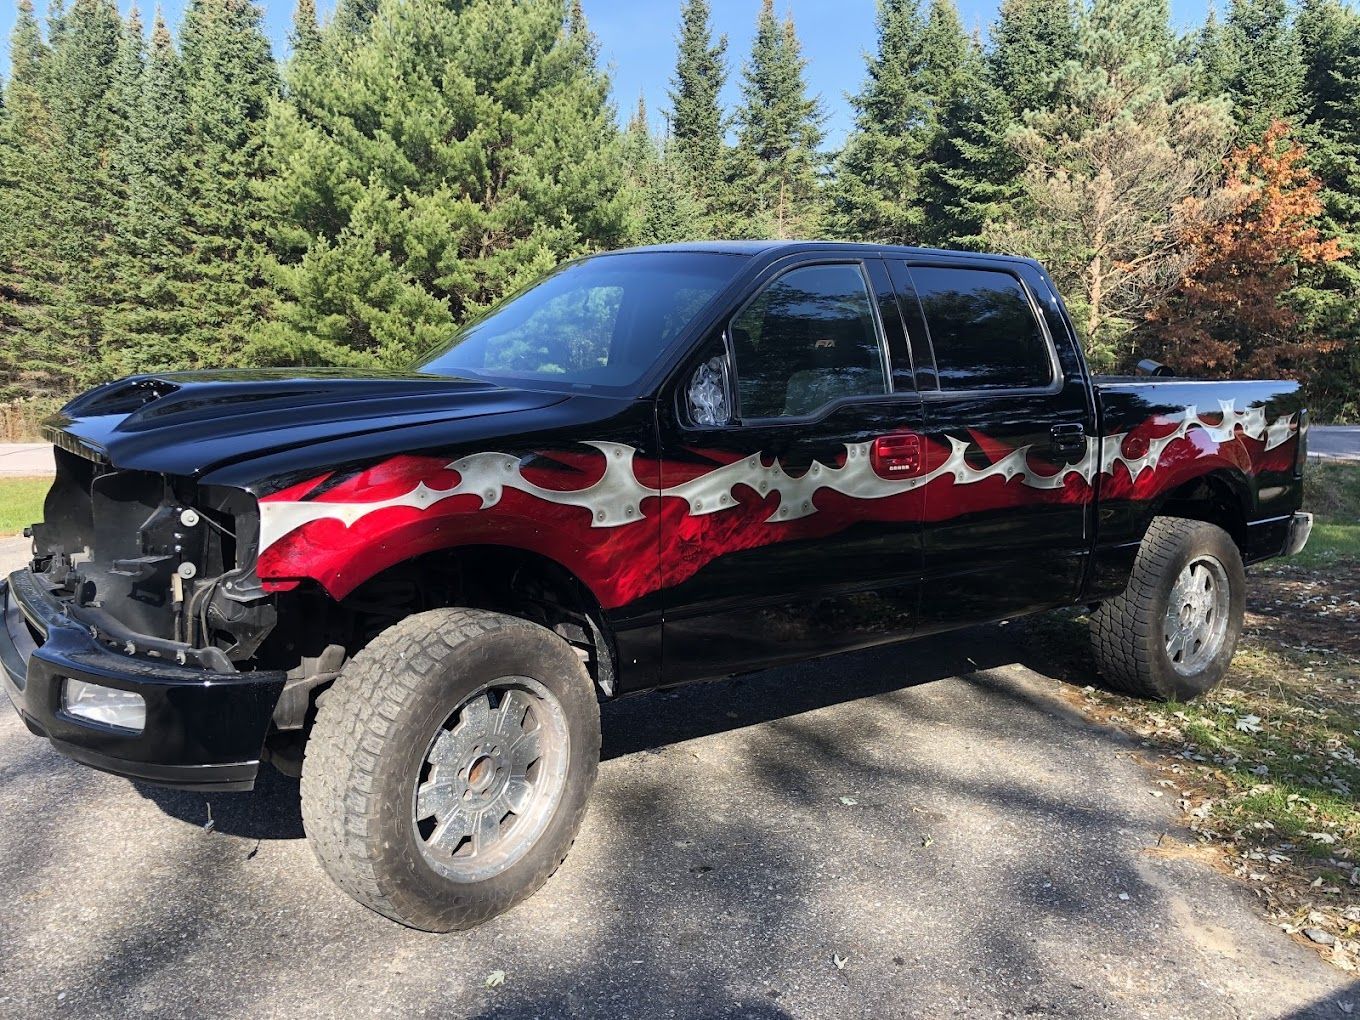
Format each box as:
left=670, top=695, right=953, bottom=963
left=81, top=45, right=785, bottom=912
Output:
left=2, top=0, right=1213, bottom=149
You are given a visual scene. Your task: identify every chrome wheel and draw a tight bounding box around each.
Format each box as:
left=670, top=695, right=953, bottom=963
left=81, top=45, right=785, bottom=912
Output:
left=412, top=676, right=570, bottom=882
left=1163, top=555, right=1231, bottom=676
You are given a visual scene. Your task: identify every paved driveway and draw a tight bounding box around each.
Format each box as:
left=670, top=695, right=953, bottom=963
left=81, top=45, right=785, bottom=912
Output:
left=0, top=546, right=1353, bottom=1018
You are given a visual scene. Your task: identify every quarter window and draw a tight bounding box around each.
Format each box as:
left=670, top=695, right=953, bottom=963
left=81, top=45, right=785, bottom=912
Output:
left=910, top=267, right=1053, bottom=391
left=730, top=264, right=888, bottom=420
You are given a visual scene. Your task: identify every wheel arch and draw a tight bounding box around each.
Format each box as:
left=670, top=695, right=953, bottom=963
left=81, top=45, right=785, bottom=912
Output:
left=279, top=543, right=620, bottom=701
left=1151, top=468, right=1251, bottom=553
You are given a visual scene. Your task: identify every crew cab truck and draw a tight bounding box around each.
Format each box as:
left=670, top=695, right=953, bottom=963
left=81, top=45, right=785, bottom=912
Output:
left=2, top=241, right=1313, bottom=931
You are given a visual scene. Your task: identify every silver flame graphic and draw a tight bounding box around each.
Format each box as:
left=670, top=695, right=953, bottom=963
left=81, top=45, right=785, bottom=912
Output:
left=258, top=401, right=1296, bottom=554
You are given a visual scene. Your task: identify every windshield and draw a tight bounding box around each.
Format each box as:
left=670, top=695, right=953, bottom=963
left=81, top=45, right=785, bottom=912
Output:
left=416, top=252, right=748, bottom=394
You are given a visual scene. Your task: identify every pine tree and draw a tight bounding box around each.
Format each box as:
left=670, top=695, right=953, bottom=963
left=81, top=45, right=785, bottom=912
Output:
left=254, top=0, right=632, bottom=367
left=102, top=8, right=194, bottom=376
left=988, top=0, right=1078, bottom=116
left=729, top=0, right=825, bottom=239
left=667, top=0, right=727, bottom=179
left=1192, top=4, right=1235, bottom=98
left=1292, top=0, right=1360, bottom=417
left=9, top=0, right=123, bottom=392
left=177, top=0, right=277, bottom=365
left=830, top=0, right=973, bottom=245
left=622, top=94, right=708, bottom=245
left=1219, top=0, right=1306, bottom=139
left=911, top=0, right=1078, bottom=249
left=289, top=0, right=321, bottom=63
left=0, top=0, right=50, bottom=398
left=990, top=0, right=1234, bottom=369
left=331, top=0, right=377, bottom=39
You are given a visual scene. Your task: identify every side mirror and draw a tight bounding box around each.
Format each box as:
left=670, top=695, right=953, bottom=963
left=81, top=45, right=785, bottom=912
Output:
left=686, top=355, right=732, bottom=427
left=1136, top=358, right=1174, bottom=377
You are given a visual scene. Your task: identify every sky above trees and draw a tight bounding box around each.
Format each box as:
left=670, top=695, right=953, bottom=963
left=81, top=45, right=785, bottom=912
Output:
left=0, top=0, right=1220, bottom=147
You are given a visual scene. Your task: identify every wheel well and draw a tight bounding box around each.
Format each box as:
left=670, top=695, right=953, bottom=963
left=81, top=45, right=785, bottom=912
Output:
left=1155, top=473, right=1248, bottom=552
left=268, top=546, right=617, bottom=700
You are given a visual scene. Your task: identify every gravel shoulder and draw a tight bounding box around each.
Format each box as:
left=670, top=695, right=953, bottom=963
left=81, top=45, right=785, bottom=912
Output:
left=0, top=541, right=1354, bottom=1018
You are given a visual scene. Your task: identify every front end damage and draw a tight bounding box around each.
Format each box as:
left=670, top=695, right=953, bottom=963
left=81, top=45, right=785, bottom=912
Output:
left=1, top=442, right=287, bottom=790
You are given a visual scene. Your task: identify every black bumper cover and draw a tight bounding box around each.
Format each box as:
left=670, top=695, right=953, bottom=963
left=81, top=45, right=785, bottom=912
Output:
left=1, top=570, right=285, bottom=791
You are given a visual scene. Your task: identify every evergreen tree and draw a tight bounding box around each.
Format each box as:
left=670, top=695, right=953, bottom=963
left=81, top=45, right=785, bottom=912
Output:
left=254, top=0, right=631, bottom=367
left=918, top=38, right=1011, bottom=248
left=1219, top=0, right=1306, bottom=139
left=5, top=0, right=123, bottom=392
left=622, top=94, right=708, bottom=245
left=1192, top=4, right=1235, bottom=98
left=911, top=0, right=1078, bottom=249
left=990, top=0, right=1234, bottom=369
left=177, top=0, right=277, bottom=364
left=667, top=0, right=727, bottom=178
left=107, top=4, right=145, bottom=197
left=988, top=0, right=1078, bottom=116
left=1292, top=0, right=1360, bottom=417
left=103, top=9, right=194, bottom=376
left=0, top=0, right=50, bottom=397
left=729, top=0, right=825, bottom=239
left=331, top=0, right=377, bottom=39
left=830, top=0, right=971, bottom=244
left=289, top=0, right=322, bottom=63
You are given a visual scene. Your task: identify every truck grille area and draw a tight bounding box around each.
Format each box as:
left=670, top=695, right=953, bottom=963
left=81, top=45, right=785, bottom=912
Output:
left=27, top=443, right=267, bottom=660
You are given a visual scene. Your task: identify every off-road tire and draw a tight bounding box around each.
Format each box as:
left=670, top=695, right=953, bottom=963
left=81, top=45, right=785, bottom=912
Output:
left=301, top=608, right=600, bottom=931
left=1090, top=516, right=1245, bottom=701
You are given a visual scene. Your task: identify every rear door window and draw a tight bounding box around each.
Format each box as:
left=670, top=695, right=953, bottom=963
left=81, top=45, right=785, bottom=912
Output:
left=909, top=266, right=1054, bottom=391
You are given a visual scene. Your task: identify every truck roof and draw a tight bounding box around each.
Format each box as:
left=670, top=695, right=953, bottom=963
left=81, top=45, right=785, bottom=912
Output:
left=607, top=239, right=1044, bottom=268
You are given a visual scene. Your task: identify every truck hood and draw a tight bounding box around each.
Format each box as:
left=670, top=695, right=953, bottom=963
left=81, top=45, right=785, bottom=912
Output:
left=46, top=369, right=568, bottom=477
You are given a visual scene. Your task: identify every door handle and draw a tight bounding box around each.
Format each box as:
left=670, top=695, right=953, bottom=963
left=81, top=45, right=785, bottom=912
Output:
left=871, top=432, right=923, bottom=477
left=1050, top=423, right=1086, bottom=454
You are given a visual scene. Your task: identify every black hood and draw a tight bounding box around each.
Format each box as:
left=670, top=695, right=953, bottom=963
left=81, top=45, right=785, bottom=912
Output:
left=48, top=368, right=568, bottom=477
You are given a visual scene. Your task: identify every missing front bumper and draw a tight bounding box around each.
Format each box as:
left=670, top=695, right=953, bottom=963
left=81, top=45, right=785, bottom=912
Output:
left=1, top=571, right=286, bottom=792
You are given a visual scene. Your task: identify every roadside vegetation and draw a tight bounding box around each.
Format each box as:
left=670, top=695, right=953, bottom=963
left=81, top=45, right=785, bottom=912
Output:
left=1022, top=460, right=1360, bottom=970
left=0, top=477, right=48, bottom=535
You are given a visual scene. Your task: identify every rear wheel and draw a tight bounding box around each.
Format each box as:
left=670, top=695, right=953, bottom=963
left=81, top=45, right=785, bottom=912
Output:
left=301, top=608, right=600, bottom=931
left=1090, top=516, right=1245, bottom=701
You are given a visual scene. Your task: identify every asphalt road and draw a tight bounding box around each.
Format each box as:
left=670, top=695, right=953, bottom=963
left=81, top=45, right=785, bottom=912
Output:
left=1311, top=426, right=1360, bottom=463
left=0, top=543, right=1353, bottom=1018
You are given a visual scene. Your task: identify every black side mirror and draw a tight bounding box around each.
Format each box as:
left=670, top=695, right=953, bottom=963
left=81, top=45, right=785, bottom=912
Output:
left=1136, top=358, right=1174, bottom=377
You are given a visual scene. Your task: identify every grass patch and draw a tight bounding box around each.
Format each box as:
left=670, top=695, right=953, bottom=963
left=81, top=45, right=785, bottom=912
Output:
left=1296, top=460, right=1360, bottom=565
left=0, top=477, right=49, bottom=535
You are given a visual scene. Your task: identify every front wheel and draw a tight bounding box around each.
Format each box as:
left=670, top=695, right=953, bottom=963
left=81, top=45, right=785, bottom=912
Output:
left=301, top=608, right=600, bottom=931
left=1090, top=516, right=1245, bottom=701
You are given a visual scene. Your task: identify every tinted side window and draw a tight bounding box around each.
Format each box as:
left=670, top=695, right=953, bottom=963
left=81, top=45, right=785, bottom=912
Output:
left=731, top=264, right=888, bottom=420
left=910, top=266, right=1053, bottom=391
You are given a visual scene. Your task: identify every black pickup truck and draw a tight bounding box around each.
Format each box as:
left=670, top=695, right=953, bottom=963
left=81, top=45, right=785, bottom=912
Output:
left=2, top=241, right=1312, bottom=930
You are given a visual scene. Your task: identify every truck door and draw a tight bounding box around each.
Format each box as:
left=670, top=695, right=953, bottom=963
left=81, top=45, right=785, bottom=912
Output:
left=654, top=255, right=925, bottom=684
left=886, top=258, right=1095, bottom=632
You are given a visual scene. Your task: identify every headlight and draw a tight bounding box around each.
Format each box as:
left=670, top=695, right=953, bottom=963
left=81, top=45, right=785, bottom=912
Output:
left=62, top=678, right=146, bottom=733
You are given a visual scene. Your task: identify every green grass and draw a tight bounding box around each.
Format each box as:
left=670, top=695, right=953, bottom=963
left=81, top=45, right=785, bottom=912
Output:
left=1297, top=460, right=1360, bottom=565
left=0, top=477, right=49, bottom=535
